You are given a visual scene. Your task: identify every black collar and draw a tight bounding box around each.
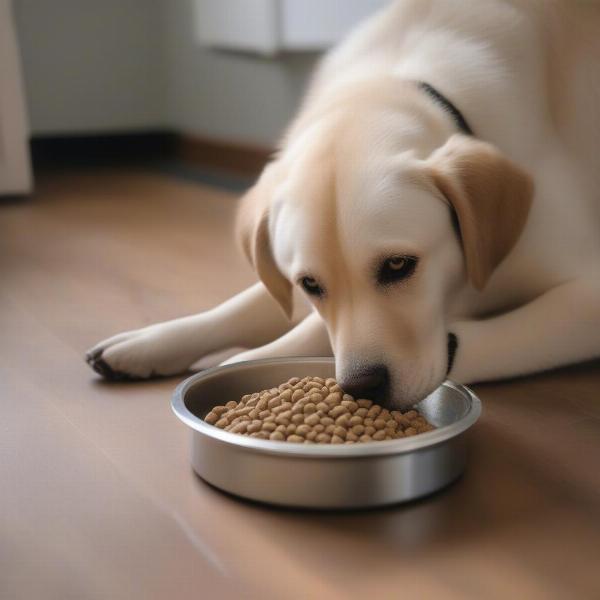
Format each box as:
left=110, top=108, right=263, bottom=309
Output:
left=417, top=82, right=474, bottom=136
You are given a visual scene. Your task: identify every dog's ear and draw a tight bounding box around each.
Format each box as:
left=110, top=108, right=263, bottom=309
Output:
left=236, top=167, right=293, bottom=319
left=427, top=134, right=534, bottom=290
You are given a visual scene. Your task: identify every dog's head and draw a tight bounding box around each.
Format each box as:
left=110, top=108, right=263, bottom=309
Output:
left=238, top=87, right=533, bottom=407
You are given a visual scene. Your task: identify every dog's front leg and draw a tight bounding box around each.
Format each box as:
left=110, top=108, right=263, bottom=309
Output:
left=450, top=278, right=600, bottom=383
left=222, top=311, right=332, bottom=365
left=86, top=283, right=305, bottom=379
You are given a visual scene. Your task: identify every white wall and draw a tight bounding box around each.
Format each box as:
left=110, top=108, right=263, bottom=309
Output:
left=164, top=0, right=319, bottom=147
left=14, top=0, right=166, bottom=134
left=14, top=0, right=386, bottom=146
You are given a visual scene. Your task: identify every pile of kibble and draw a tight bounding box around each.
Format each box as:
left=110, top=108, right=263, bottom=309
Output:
left=204, top=376, right=435, bottom=444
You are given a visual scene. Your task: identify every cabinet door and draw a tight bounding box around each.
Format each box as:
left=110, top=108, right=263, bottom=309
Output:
left=0, top=0, right=32, bottom=195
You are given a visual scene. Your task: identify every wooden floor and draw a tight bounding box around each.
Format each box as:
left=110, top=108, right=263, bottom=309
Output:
left=2, top=168, right=599, bottom=599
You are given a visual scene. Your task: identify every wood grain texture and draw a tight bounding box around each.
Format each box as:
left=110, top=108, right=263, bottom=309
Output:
left=1, top=169, right=599, bottom=600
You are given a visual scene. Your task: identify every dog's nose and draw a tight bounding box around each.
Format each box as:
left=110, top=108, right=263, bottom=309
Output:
left=338, top=364, right=390, bottom=402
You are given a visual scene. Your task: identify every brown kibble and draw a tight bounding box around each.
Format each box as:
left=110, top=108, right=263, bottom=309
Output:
left=324, top=392, right=342, bottom=405
left=205, top=411, right=218, bottom=425
left=205, top=376, right=434, bottom=444
left=295, top=424, right=311, bottom=437
left=291, top=403, right=304, bottom=415
left=256, top=398, right=268, bottom=411
left=267, top=396, right=282, bottom=409
left=367, top=405, right=381, bottom=418
left=333, top=426, right=347, bottom=439
left=261, top=421, right=277, bottom=432
left=247, top=421, right=262, bottom=433
left=231, top=422, right=249, bottom=434
left=341, top=400, right=358, bottom=413
left=351, top=424, right=365, bottom=436
left=417, top=423, right=435, bottom=433
left=303, top=382, right=322, bottom=392
left=305, top=413, right=320, bottom=427
left=329, top=405, right=347, bottom=419
left=303, top=402, right=317, bottom=414
left=275, top=414, right=290, bottom=426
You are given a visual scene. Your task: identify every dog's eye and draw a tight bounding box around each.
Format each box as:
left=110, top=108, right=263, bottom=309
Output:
left=299, top=276, right=324, bottom=297
left=378, top=255, right=418, bottom=285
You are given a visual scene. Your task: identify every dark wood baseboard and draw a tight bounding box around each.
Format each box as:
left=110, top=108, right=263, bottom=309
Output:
left=177, top=134, right=273, bottom=178
left=30, top=130, right=178, bottom=169
left=29, top=131, right=274, bottom=179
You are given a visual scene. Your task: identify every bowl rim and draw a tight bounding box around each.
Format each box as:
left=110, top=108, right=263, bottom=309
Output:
left=171, top=357, right=481, bottom=458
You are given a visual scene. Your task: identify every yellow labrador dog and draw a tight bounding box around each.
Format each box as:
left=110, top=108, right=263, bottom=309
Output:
left=87, top=0, right=600, bottom=407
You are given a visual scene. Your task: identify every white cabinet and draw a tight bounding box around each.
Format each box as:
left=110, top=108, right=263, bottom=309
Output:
left=0, top=0, right=32, bottom=195
left=194, top=0, right=389, bottom=55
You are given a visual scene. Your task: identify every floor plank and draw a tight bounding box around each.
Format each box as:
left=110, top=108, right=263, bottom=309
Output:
left=1, top=168, right=599, bottom=599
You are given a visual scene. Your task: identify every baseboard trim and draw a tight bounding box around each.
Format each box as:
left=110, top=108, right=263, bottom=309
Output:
left=30, top=130, right=274, bottom=179
left=177, top=134, right=273, bottom=178
left=30, top=130, right=180, bottom=168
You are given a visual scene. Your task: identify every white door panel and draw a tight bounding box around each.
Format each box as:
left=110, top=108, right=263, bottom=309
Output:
left=0, top=0, right=32, bottom=195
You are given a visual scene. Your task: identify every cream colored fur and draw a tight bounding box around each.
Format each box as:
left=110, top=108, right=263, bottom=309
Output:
left=87, top=0, right=600, bottom=407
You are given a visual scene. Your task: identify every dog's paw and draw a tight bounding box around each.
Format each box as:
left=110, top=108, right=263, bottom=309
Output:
left=85, top=324, right=198, bottom=380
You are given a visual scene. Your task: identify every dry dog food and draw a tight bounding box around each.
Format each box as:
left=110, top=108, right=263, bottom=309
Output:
left=204, top=376, right=435, bottom=444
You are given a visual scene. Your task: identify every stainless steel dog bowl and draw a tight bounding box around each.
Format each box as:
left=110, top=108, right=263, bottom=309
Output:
left=172, top=357, right=481, bottom=509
